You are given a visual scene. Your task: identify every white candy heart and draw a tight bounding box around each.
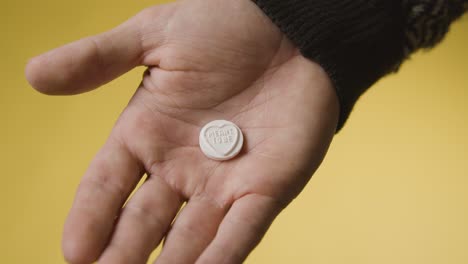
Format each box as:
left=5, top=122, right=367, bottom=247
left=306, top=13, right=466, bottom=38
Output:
left=199, top=120, right=244, bottom=161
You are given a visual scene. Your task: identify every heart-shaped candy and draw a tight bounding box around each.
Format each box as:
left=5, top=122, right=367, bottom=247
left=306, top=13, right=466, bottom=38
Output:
left=199, top=120, right=244, bottom=161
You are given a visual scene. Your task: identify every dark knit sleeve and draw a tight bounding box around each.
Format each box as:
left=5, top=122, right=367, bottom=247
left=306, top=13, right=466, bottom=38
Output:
left=253, top=0, right=468, bottom=131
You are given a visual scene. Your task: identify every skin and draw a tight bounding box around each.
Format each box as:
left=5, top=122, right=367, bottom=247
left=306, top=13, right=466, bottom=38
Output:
left=25, top=0, right=339, bottom=263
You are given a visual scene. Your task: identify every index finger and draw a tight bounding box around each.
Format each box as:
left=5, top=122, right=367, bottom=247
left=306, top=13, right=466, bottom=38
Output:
left=62, top=137, right=143, bottom=264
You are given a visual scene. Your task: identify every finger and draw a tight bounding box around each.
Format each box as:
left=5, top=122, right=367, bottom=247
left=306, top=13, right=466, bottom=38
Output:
left=154, top=197, right=228, bottom=264
left=196, top=194, right=282, bottom=264
left=25, top=9, right=156, bottom=95
left=62, top=137, right=143, bottom=264
left=99, top=176, right=182, bottom=264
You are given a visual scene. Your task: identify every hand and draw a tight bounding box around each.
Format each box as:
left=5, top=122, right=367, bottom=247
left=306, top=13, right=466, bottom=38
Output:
left=26, top=0, right=339, bottom=263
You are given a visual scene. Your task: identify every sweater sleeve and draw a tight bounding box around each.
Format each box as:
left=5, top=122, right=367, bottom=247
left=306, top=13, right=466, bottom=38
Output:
left=253, top=0, right=467, bottom=131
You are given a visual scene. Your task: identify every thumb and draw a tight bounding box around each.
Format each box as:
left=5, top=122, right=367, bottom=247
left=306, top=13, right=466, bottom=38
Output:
left=25, top=8, right=162, bottom=95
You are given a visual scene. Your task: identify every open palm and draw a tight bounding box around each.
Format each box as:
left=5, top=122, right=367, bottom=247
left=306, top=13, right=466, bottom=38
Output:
left=26, top=0, right=339, bottom=263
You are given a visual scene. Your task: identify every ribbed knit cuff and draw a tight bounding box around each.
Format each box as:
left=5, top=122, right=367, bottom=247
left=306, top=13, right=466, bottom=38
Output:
left=253, top=0, right=407, bottom=131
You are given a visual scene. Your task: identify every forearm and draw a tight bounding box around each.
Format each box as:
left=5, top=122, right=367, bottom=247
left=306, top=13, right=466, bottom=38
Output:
left=253, top=0, right=468, bottom=131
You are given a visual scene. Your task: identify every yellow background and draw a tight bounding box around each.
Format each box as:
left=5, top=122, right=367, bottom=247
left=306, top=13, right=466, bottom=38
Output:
left=1, top=0, right=467, bottom=263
